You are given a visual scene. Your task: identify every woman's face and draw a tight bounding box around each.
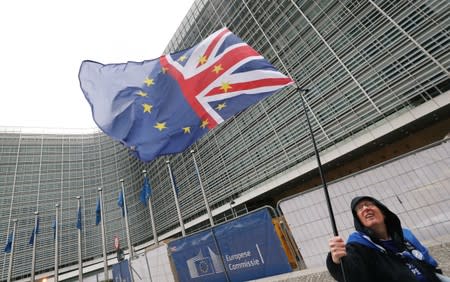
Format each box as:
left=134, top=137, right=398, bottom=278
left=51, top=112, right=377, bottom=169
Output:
left=355, top=200, right=385, bottom=229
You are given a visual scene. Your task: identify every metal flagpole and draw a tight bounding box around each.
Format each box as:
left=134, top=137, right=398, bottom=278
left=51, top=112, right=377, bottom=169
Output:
left=31, top=211, right=39, bottom=282
left=98, top=187, right=109, bottom=281
left=166, top=160, right=186, bottom=236
left=7, top=219, right=17, bottom=282
left=190, top=150, right=214, bottom=227
left=240, top=1, right=346, bottom=280
left=54, top=203, right=59, bottom=282
left=143, top=170, right=159, bottom=246
left=297, top=89, right=340, bottom=236
left=120, top=179, right=135, bottom=259
left=120, top=179, right=135, bottom=282
left=76, top=196, right=83, bottom=282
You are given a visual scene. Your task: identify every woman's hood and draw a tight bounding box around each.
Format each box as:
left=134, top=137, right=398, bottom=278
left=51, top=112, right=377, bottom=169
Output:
left=350, top=196, right=404, bottom=244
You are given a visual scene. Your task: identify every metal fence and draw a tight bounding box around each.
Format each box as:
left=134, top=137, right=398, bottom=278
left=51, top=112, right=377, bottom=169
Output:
left=278, top=138, right=450, bottom=268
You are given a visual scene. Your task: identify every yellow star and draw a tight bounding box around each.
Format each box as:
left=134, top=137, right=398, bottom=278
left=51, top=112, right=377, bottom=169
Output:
left=198, top=55, right=207, bottom=65
left=142, top=103, right=153, bottom=113
left=183, top=127, right=191, bottom=134
left=178, top=55, right=187, bottom=62
left=220, top=82, right=232, bottom=93
left=137, top=90, right=148, bottom=97
left=215, top=103, right=226, bottom=110
left=161, top=67, right=169, bottom=74
left=200, top=119, right=209, bottom=129
left=212, top=64, right=223, bottom=74
left=144, top=77, right=154, bottom=87
left=154, top=122, right=167, bottom=131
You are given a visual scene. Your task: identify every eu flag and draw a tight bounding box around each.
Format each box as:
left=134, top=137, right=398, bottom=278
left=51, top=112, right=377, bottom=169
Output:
left=76, top=206, right=82, bottom=230
left=140, top=176, right=152, bottom=206
left=117, top=191, right=125, bottom=217
left=79, top=27, right=293, bottom=162
left=29, top=217, right=40, bottom=245
left=95, top=198, right=101, bottom=225
left=52, top=219, right=57, bottom=240
left=4, top=232, right=13, bottom=253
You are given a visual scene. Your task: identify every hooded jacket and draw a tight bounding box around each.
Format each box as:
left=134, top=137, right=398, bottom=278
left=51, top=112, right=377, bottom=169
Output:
left=326, top=196, right=441, bottom=282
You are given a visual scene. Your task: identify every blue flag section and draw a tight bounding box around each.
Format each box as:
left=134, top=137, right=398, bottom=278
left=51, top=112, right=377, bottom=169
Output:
left=140, top=176, right=152, bottom=206
left=29, top=217, right=40, bottom=245
left=118, top=191, right=125, bottom=217
left=52, top=219, right=57, bottom=240
left=168, top=208, right=291, bottom=281
left=172, top=173, right=180, bottom=197
left=4, top=232, right=13, bottom=253
left=112, top=259, right=132, bottom=282
left=79, top=27, right=294, bottom=162
left=76, top=206, right=82, bottom=230
left=95, top=198, right=101, bottom=225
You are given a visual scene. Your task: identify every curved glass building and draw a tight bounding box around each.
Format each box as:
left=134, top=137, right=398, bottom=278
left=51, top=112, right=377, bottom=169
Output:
left=1, top=0, right=449, bottom=280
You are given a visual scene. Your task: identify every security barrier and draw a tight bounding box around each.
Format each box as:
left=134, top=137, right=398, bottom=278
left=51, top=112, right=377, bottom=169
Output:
left=278, top=139, right=450, bottom=268
left=167, top=207, right=292, bottom=282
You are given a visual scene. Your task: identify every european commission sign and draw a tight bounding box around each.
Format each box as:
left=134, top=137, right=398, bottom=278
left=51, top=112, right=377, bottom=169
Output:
left=168, top=208, right=291, bottom=281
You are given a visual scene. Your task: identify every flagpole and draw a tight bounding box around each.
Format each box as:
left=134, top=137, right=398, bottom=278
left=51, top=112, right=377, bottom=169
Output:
left=54, top=203, right=59, bottom=282
left=143, top=170, right=159, bottom=246
left=76, top=196, right=83, bottom=282
left=120, top=179, right=135, bottom=259
left=31, top=211, right=39, bottom=282
left=240, top=2, right=346, bottom=280
left=166, top=160, right=186, bottom=236
left=190, top=150, right=214, bottom=227
left=242, top=0, right=340, bottom=238
left=7, top=219, right=17, bottom=282
left=98, top=187, right=109, bottom=281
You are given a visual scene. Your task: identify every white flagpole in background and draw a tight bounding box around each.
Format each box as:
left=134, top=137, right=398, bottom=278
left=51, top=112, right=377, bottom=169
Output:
left=76, top=196, right=83, bottom=282
left=143, top=170, right=159, bottom=246
left=98, top=187, right=109, bottom=281
left=120, top=179, right=135, bottom=259
left=190, top=150, right=214, bottom=227
left=31, top=211, right=39, bottom=282
left=54, top=203, right=59, bottom=282
left=7, top=219, right=17, bottom=282
left=166, top=160, right=186, bottom=236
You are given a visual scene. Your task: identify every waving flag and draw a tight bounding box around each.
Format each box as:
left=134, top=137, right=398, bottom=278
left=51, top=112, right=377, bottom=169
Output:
left=140, top=176, right=152, bottom=206
left=79, top=27, right=293, bottom=162
left=117, top=191, right=125, bottom=217
left=76, top=206, right=82, bottom=230
left=29, top=217, right=40, bottom=245
left=95, top=198, right=101, bottom=225
left=4, top=232, right=13, bottom=253
left=52, top=219, right=57, bottom=240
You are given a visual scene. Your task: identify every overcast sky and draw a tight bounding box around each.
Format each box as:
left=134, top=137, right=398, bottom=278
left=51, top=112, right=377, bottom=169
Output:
left=0, top=0, right=195, bottom=131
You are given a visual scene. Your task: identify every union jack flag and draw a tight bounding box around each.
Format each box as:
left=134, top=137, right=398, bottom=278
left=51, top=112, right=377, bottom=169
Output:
left=79, top=27, right=293, bottom=162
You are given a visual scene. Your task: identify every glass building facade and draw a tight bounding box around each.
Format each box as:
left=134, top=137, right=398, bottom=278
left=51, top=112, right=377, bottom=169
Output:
left=1, top=0, right=449, bottom=280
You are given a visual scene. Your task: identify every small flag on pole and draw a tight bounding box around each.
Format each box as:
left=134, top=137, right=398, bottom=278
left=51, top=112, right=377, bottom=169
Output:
left=79, top=27, right=294, bottom=162
left=140, top=176, right=152, bottom=206
left=117, top=191, right=125, bottom=217
left=4, top=232, right=13, bottom=253
left=76, top=206, right=82, bottom=230
left=95, top=198, right=101, bottom=225
left=173, top=174, right=180, bottom=197
left=29, top=217, right=40, bottom=245
left=52, top=219, right=57, bottom=240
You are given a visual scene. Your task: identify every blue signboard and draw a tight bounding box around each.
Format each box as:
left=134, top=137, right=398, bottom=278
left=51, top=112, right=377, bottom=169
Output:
left=168, top=208, right=291, bottom=281
left=112, top=259, right=132, bottom=282
left=168, top=229, right=227, bottom=281
left=214, top=208, right=291, bottom=281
